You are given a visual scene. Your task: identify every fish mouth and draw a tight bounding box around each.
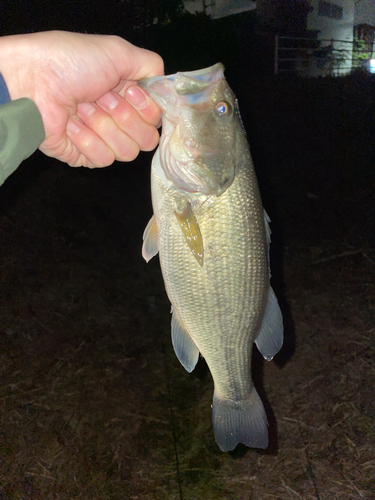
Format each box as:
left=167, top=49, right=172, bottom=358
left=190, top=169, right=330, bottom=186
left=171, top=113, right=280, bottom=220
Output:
left=140, top=63, right=235, bottom=196
left=174, top=63, right=224, bottom=78
left=139, top=63, right=224, bottom=90
left=138, top=63, right=225, bottom=114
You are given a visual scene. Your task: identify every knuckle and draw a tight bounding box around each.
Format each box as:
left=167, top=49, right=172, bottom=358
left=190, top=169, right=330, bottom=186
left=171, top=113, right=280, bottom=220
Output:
left=119, top=109, right=136, bottom=129
left=141, top=129, right=160, bottom=152
left=118, top=140, right=139, bottom=161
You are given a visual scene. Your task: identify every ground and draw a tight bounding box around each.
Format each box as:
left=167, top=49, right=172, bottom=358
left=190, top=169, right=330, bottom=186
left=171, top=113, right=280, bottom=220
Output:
left=0, top=73, right=374, bottom=499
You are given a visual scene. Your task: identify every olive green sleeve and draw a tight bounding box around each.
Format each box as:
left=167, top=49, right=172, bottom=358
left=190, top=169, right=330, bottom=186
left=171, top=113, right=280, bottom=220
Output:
left=0, top=98, right=45, bottom=186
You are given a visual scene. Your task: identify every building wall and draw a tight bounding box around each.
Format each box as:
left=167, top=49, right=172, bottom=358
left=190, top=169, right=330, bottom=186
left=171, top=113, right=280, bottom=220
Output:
left=307, top=0, right=354, bottom=41
left=305, top=0, right=354, bottom=75
left=355, top=0, right=375, bottom=27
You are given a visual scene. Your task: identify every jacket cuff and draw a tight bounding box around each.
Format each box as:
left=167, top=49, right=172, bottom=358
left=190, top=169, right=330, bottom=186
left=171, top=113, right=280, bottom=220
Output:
left=0, top=73, right=11, bottom=105
left=0, top=98, right=45, bottom=186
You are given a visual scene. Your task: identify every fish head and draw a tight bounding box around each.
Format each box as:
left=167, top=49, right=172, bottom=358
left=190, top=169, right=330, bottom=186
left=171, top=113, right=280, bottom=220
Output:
left=139, top=63, right=239, bottom=196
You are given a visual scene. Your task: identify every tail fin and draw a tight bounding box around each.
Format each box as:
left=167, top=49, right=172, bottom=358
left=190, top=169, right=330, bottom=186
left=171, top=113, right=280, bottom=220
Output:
left=212, top=386, right=268, bottom=452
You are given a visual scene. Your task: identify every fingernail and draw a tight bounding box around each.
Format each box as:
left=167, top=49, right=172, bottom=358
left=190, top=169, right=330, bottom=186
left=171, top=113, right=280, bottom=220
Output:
left=79, top=102, right=96, bottom=117
left=67, top=119, right=81, bottom=134
left=126, top=86, right=148, bottom=109
left=98, top=92, right=119, bottom=110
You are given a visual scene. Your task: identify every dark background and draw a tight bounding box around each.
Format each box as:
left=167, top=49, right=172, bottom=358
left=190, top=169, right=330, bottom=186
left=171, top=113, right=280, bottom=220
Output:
left=0, top=1, right=375, bottom=498
left=1, top=0, right=374, bottom=245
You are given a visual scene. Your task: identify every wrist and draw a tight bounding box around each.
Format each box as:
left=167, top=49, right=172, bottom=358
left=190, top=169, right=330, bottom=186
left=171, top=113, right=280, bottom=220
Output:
left=0, top=33, right=35, bottom=102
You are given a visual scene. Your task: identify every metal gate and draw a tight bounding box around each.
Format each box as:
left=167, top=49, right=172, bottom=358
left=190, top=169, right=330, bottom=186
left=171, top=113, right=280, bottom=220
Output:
left=274, top=34, right=373, bottom=77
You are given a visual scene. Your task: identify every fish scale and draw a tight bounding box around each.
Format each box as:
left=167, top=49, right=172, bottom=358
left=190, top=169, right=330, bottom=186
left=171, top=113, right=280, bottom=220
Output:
left=140, top=64, right=283, bottom=451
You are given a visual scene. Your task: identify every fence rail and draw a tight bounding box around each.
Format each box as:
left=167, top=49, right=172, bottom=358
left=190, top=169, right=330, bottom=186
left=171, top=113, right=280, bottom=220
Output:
left=274, top=34, right=373, bottom=77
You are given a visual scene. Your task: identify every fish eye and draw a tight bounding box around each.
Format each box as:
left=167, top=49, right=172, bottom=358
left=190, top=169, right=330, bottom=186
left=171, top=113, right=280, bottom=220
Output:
left=215, top=100, right=232, bottom=118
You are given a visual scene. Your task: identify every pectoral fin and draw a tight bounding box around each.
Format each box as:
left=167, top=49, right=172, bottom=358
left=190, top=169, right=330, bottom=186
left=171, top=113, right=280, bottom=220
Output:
left=142, top=215, right=159, bottom=262
left=171, top=306, right=199, bottom=372
left=255, top=287, right=284, bottom=361
left=174, top=201, right=204, bottom=266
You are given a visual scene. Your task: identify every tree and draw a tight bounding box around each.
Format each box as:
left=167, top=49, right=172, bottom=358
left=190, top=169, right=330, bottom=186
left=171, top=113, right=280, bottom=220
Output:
left=121, top=0, right=184, bottom=28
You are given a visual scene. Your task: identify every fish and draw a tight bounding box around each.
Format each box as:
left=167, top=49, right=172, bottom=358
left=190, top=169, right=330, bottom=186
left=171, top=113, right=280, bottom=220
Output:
left=139, top=63, right=283, bottom=452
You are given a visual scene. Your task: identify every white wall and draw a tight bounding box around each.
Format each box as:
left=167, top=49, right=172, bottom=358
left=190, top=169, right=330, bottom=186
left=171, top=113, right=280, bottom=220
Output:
left=307, top=0, right=355, bottom=76
left=307, top=0, right=354, bottom=41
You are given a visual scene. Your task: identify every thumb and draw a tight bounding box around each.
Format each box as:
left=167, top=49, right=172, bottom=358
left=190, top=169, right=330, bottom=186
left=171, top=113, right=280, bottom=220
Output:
left=106, top=36, right=164, bottom=81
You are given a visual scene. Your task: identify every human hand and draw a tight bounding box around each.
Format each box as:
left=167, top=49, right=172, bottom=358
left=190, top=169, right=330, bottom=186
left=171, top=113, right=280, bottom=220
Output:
left=0, top=31, right=163, bottom=167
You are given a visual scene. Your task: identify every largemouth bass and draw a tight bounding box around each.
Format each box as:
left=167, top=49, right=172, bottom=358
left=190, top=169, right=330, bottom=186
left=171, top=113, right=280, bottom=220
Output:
left=140, top=64, right=283, bottom=452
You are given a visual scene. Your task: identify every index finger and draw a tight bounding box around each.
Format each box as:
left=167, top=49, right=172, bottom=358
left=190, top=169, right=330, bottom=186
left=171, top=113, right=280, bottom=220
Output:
left=124, top=85, right=162, bottom=127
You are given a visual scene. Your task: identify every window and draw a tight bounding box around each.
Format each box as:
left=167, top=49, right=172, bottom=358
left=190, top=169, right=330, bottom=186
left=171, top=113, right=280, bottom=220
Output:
left=318, top=0, right=343, bottom=20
